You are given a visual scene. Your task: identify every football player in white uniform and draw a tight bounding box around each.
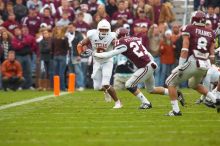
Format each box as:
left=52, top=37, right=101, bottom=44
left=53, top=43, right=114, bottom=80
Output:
left=77, top=19, right=122, bottom=109
left=195, top=65, right=220, bottom=104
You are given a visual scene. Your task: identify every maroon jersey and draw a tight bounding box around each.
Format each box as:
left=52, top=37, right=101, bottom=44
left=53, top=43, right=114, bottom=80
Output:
left=88, top=2, right=99, bottom=16
left=22, top=16, right=41, bottom=36
left=115, top=37, right=151, bottom=68
left=40, top=15, right=55, bottom=28
left=1, top=20, right=20, bottom=35
left=133, top=18, right=152, bottom=29
left=56, top=7, right=75, bottom=21
left=75, top=21, right=91, bottom=35
left=111, top=11, right=133, bottom=25
left=182, top=24, right=215, bottom=60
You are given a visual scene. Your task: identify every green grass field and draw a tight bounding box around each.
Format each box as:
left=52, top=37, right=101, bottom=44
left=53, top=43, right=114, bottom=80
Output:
left=0, top=89, right=220, bottom=146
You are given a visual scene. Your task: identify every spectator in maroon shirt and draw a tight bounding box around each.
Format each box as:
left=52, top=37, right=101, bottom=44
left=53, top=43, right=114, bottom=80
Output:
left=111, top=0, right=133, bottom=28
left=1, top=13, right=20, bottom=35
left=88, top=0, right=99, bottom=16
left=133, top=24, right=149, bottom=51
left=11, top=27, right=34, bottom=89
left=22, top=5, right=41, bottom=36
left=75, top=12, right=91, bottom=37
left=133, top=8, right=151, bottom=31
left=40, top=7, right=55, bottom=30
left=56, top=0, right=75, bottom=21
left=206, top=5, right=219, bottom=30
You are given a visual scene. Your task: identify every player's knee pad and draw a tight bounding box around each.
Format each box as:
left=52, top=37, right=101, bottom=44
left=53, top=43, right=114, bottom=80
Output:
left=188, top=77, right=197, bottom=89
left=126, top=86, right=137, bottom=93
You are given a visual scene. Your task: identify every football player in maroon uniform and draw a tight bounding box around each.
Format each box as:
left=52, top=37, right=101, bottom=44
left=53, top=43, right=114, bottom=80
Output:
left=90, top=27, right=184, bottom=109
left=166, top=11, right=220, bottom=116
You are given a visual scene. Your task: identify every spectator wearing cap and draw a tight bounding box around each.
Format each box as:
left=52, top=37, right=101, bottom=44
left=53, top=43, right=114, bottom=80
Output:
left=13, top=0, right=28, bottom=22
left=75, top=12, right=91, bottom=37
left=22, top=4, right=41, bottom=36
left=1, top=2, right=14, bottom=21
left=94, top=4, right=110, bottom=22
left=51, top=26, right=69, bottom=91
left=111, top=0, right=133, bottom=28
left=105, top=0, right=118, bottom=17
left=56, top=0, right=75, bottom=22
left=56, top=11, right=71, bottom=27
left=1, top=13, right=20, bottom=35
left=80, top=3, right=93, bottom=25
left=205, top=20, right=212, bottom=30
left=206, top=5, right=219, bottom=30
left=27, top=0, right=43, bottom=11
left=40, top=7, right=55, bottom=30
left=88, top=0, right=99, bottom=16
left=159, top=29, right=175, bottom=86
left=65, top=22, right=85, bottom=91
left=148, top=24, right=163, bottom=86
left=11, top=27, right=34, bottom=89
left=1, top=50, right=25, bottom=91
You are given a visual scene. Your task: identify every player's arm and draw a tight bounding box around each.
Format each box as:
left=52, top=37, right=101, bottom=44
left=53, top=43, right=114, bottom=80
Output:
left=77, top=38, right=90, bottom=54
left=94, top=45, right=127, bottom=59
left=179, top=35, right=189, bottom=66
left=209, top=42, right=216, bottom=64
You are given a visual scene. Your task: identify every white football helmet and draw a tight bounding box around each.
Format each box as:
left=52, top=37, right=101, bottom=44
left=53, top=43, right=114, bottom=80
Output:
left=97, top=19, right=111, bottom=38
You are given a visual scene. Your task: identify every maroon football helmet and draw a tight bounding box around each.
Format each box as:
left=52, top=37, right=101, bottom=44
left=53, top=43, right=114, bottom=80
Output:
left=116, top=27, right=129, bottom=39
left=190, top=11, right=206, bottom=26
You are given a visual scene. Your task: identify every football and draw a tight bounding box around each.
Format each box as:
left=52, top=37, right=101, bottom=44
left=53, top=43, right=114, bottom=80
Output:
left=96, top=47, right=106, bottom=53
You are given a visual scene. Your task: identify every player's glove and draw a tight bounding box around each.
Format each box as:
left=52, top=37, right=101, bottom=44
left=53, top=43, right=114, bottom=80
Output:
left=80, top=49, right=94, bottom=58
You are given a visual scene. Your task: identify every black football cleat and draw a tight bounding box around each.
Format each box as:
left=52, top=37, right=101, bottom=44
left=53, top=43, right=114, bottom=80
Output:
left=177, top=90, right=185, bottom=106
left=139, top=102, right=152, bottom=109
left=204, top=99, right=215, bottom=108
left=165, top=110, right=182, bottom=116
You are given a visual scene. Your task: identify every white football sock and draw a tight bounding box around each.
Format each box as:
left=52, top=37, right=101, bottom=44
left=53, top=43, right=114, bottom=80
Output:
left=207, top=92, right=216, bottom=103
left=164, top=88, right=169, bottom=95
left=136, top=92, right=150, bottom=104
left=171, top=100, right=180, bottom=112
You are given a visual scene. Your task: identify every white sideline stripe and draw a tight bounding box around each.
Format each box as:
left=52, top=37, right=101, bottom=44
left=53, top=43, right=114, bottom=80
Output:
left=0, top=92, right=69, bottom=111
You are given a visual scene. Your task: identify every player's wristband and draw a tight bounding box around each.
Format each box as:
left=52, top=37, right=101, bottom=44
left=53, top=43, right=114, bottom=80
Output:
left=209, top=55, right=215, bottom=58
left=181, top=48, right=189, bottom=52
left=179, top=57, right=187, bottom=66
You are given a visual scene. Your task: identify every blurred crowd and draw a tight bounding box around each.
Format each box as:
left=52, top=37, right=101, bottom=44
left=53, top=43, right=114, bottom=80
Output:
left=0, top=0, right=220, bottom=91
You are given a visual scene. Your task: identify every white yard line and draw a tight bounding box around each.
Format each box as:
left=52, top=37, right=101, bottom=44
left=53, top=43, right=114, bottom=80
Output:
left=0, top=92, right=69, bottom=111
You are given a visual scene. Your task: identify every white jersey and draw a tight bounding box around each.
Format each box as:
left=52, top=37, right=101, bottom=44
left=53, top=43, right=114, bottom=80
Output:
left=203, top=66, right=220, bottom=91
left=87, top=29, right=116, bottom=63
